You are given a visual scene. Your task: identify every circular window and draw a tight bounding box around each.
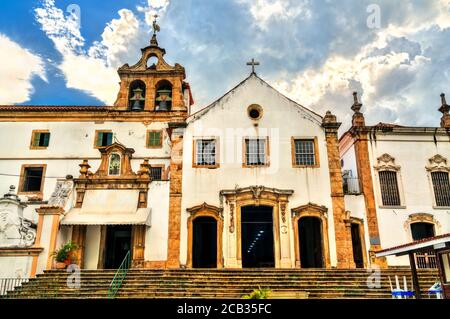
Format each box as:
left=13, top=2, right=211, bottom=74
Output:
left=247, top=104, right=263, bottom=120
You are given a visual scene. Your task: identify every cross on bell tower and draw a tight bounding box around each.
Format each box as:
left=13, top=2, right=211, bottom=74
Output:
left=246, top=58, right=260, bottom=74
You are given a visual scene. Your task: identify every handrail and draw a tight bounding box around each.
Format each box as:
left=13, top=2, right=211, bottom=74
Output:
left=108, top=250, right=131, bottom=299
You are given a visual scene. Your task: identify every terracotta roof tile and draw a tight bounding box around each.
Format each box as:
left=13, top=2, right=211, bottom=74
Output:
left=0, top=105, right=111, bottom=112
left=377, top=233, right=450, bottom=254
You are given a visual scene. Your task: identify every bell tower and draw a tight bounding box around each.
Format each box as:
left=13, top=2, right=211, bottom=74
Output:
left=114, top=16, right=193, bottom=113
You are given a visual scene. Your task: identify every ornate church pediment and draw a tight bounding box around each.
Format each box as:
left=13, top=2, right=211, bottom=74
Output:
left=291, top=202, right=328, bottom=219
left=74, top=142, right=152, bottom=209
left=426, top=154, right=449, bottom=172
left=187, top=202, right=223, bottom=220
left=374, top=153, right=400, bottom=171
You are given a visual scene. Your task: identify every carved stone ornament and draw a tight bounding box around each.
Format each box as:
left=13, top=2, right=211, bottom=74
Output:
left=0, top=186, right=36, bottom=247
left=47, top=179, right=74, bottom=208
left=374, top=153, right=400, bottom=171
left=229, top=202, right=235, bottom=233
left=426, top=154, right=449, bottom=172
left=280, top=202, right=287, bottom=224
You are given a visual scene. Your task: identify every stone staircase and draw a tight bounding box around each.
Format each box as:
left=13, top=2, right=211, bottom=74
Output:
left=3, top=268, right=440, bottom=299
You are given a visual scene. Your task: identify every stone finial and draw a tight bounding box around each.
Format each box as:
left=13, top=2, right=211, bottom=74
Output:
left=351, top=91, right=363, bottom=113
left=79, top=160, right=91, bottom=178
left=137, top=158, right=151, bottom=179
left=2, top=185, right=20, bottom=202
left=323, top=111, right=337, bottom=123
left=439, top=93, right=449, bottom=114
left=439, top=93, right=450, bottom=129
left=351, top=91, right=365, bottom=127
left=322, top=111, right=342, bottom=131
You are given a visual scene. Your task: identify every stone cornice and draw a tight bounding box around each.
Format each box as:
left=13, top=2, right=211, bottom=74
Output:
left=0, top=247, right=44, bottom=256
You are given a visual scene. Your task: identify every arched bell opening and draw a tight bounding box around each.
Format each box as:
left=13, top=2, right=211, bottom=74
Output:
left=146, top=55, right=159, bottom=69
left=155, top=80, right=172, bottom=111
left=128, top=80, right=146, bottom=111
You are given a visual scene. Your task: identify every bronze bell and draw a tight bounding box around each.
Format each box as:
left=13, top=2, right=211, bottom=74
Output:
left=155, top=89, right=172, bottom=111
left=130, top=87, right=145, bottom=111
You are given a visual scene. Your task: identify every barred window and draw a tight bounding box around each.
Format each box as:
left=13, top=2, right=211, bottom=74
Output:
left=150, top=167, right=163, bottom=180
left=379, top=171, right=401, bottom=206
left=195, top=139, right=216, bottom=166
left=431, top=171, right=450, bottom=207
left=294, top=139, right=316, bottom=166
left=245, top=138, right=267, bottom=166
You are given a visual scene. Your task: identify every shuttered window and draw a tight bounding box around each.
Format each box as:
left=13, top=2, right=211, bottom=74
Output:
left=379, top=171, right=401, bottom=206
left=95, top=131, right=113, bottom=147
left=431, top=171, right=450, bottom=207
left=31, top=131, right=50, bottom=148
left=147, top=131, right=162, bottom=148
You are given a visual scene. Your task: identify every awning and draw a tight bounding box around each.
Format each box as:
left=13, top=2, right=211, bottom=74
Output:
left=375, top=233, right=450, bottom=257
left=60, top=189, right=151, bottom=226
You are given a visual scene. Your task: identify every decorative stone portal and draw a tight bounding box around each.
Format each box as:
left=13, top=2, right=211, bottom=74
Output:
left=291, top=203, right=331, bottom=268
left=186, top=203, right=223, bottom=268
left=220, top=186, right=294, bottom=269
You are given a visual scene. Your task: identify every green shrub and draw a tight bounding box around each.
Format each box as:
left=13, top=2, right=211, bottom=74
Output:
left=242, top=286, right=271, bottom=299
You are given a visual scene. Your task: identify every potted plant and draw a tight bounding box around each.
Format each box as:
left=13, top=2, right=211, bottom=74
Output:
left=51, top=242, right=79, bottom=269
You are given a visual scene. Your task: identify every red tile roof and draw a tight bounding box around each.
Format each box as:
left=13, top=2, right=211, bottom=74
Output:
left=0, top=105, right=111, bottom=112
left=376, top=233, right=450, bottom=255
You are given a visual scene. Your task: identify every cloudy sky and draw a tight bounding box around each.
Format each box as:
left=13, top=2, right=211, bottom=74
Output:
left=0, top=0, right=449, bottom=131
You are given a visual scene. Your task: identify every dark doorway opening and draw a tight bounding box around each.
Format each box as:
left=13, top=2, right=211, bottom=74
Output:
left=351, top=223, right=364, bottom=268
left=298, top=217, right=324, bottom=268
left=193, top=217, right=217, bottom=268
left=104, top=225, right=132, bottom=269
left=241, top=206, right=275, bottom=268
left=411, top=222, right=435, bottom=241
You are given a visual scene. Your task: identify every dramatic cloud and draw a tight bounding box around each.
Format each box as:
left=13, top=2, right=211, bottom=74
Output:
left=237, top=0, right=312, bottom=30
left=0, top=34, right=47, bottom=104
left=31, top=0, right=450, bottom=130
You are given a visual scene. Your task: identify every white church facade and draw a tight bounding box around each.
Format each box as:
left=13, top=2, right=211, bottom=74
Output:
left=0, top=32, right=449, bottom=279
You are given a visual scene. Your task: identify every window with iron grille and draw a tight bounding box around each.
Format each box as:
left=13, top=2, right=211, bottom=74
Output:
left=245, top=138, right=267, bottom=166
left=431, top=171, right=450, bottom=207
left=294, top=139, right=316, bottom=166
left=31, top=131, right=50, bottom=148
left=150, top=167, right=163, bottom=180
left=195, top=139, right=216, bottom=166
left=379, top=170, right=401, bottom=206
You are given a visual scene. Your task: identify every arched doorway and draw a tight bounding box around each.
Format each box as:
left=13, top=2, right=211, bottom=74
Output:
left=241, top=205, right=275, bottom=268
left=192, top=217, right=217, bottom=268
left=298, top=217, right=324, bottom=268
left=351, top=223, right=364, bottom=268
left=186, top=203, right=223, bottom=268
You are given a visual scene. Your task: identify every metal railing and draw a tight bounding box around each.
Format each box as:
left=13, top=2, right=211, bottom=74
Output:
left=108, top=250, right=131, bottom=299
left=415, top=252, right=438, bottom=269
left=1, top=277, right=60, bottom=299
left=0, top=278, right=29, bottom=296
left=343, top=177, right=361, bottom=194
